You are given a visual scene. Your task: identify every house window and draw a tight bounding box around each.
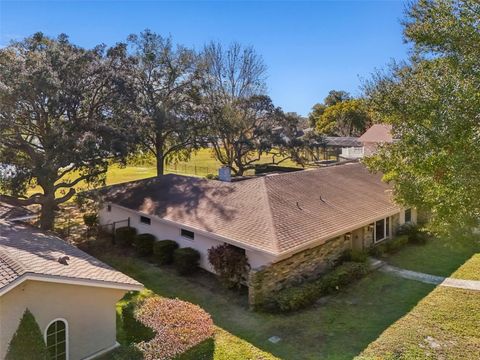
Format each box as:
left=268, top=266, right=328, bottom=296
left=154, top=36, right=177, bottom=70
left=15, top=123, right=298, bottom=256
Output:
left=386, top=216, right=390, bottom=237
left=107, top=204, right=112, bottom=212
left=374, top=217, right=391, bottom=243
left=181, top=229, right=194, bottom=240
left=405, top=208, right=412, bottom=223
left=140, top=216, right=151, bottom=225
left=45, top=319, right=68, bottom=360
left=375, top=219, right=385, bottom=242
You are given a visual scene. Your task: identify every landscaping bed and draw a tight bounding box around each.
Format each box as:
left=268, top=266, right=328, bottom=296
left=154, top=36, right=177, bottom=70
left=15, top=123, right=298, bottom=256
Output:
left=88, top=242, right=434, bottom=360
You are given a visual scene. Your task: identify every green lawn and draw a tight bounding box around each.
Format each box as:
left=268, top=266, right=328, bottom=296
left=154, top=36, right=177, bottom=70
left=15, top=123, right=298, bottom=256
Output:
left=382, top=233, right=480, bottom=277
left=27, top=148, right=302, bottom=196
left=96, top=251, right=433, bottom=360
left=357, top=253, right=480, bottom=360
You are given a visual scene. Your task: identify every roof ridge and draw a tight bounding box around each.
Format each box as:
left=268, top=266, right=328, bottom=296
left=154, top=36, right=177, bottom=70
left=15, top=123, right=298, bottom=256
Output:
left=258, top=177, right=281, bottom=253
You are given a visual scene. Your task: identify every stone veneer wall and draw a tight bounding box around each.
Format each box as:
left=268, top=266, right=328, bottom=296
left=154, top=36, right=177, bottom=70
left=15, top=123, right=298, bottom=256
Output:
left=248, top=235, right=351, bottom=308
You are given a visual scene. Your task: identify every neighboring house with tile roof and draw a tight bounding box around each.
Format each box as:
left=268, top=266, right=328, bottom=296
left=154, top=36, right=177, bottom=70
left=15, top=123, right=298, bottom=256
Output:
left=359, top=124, right=396, bottom=156
left=97, top=163, right=415, bottom=306
left=0, top=220, right=143, bottom=360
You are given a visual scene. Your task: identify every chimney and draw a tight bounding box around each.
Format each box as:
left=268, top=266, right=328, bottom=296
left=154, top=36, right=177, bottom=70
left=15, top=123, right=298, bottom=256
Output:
left=218, top=166, right=231, bottom=182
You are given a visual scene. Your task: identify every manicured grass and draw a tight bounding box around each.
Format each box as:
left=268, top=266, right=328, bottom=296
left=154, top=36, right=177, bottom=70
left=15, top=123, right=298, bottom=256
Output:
left=26, top=148, right=302, bottom=195
left=357, top=257, right=480, bottom=359
left=382, top=233, right=480, bottom=277
left=96, top=251, right=433, bottom=360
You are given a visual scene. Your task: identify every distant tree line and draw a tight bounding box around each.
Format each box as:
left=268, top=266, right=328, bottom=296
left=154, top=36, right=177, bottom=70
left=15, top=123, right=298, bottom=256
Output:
left=308, top=90, right=372, bottom=137
left=0, top=31, right=322, bottom=229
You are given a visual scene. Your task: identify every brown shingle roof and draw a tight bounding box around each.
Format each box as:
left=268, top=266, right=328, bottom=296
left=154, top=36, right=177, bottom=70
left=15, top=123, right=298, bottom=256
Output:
left=359, top=124, right=394, bottom=143
left=0, top=221, right=143, bottom=293
left=0, top=202, right=34, bottom=221
left=100, top=163, right=400, bottom=256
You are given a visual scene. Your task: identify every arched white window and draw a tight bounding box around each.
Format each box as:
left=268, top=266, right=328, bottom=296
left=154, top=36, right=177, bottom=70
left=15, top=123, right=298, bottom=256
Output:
left=45, top=318, right=68, bottom=360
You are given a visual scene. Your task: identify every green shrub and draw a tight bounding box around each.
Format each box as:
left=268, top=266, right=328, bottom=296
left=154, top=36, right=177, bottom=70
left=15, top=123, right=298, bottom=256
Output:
left=115, top=226, right=137, bottom=247
left=396, top=223, right=430, bottom=245
left=134, top=233, right=156, bottom=257
left=343, top=249, right=368, bottom=263
left=6, top=309, right=50, bottom=360
left=385, top=235, right=409, bottom=253
left=174, top=247, right=200, bottom=275
left=268, top=262, right=370, bottom=312
left=208, top=244, right=250, bottom=289
left=153, top=240, right=179, bottom=265
left=121, top=301, right=155, bottom=345
left=368, top=243, right=388, bottom=257
left=83, top=213, right=98, bottom=228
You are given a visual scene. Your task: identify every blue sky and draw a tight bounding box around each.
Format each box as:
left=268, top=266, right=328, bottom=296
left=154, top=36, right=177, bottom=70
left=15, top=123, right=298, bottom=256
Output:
left=0, top=1, right=409, bottom=116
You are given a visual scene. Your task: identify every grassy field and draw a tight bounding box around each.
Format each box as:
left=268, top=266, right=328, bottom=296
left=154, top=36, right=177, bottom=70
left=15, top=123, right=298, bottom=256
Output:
left=358, top=233, right=480, bottom=359
left=26, top=148, right=302, bottom=196
left=94, top=249, right=433, bottom=360
left=358, top=247, right=480, bottom=360
left=382, top=233, right=480, bottom=277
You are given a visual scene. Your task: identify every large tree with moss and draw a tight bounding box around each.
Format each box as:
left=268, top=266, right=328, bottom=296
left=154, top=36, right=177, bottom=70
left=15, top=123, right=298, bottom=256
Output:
left=0, top=33, right=134, bottom=230
left=363, top=0, right=480, bottom=232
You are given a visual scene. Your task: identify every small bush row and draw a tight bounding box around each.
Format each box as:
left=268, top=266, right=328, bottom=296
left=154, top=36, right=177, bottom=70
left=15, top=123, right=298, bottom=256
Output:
left=114, top=226, right=200, bottom=275
left=266, top=261, right=370, bottom=313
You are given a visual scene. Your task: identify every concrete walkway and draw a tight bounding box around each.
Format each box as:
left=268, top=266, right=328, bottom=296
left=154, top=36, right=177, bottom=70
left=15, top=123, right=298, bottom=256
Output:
left=372, top=258, right=480, bottom=291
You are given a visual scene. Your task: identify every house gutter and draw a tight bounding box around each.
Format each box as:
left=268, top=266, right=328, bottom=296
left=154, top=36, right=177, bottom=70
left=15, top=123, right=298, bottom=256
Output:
left=108, top=203, right=279, bottom=257
left=0, top=272, right=144, bottom=297
left=108, top=203, right=404, bottom=262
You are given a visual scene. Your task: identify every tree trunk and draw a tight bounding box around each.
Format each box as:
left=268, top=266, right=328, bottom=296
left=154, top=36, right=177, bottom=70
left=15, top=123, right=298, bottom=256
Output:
left=39, top=196, right=56, bottom=231
left=154, top=132, right=165, bottom=176
left=156, top=156, right=165, bottom=176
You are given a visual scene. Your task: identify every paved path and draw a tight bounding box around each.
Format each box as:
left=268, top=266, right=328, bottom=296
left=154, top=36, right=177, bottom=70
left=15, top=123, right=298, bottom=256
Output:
left=371, top=258, right=480, bottom=291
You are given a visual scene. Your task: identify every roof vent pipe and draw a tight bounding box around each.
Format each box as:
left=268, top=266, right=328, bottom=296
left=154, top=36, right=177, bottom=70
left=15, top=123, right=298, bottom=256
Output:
left=218, top=166, right=232, bottom=182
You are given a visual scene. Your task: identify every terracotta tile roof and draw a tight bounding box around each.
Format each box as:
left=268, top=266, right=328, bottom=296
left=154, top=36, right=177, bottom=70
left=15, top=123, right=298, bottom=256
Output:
left=359, top=124, right=394, bottom=143
left=99, top=163, right=400, bottom=256
left=0, top=221, right=143, bottom=293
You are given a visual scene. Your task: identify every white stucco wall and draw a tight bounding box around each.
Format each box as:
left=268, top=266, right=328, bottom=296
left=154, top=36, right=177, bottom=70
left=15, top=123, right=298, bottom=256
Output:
left=0, top=280, right=126, bottom=360
left=99, top=204, right=275, bottom=272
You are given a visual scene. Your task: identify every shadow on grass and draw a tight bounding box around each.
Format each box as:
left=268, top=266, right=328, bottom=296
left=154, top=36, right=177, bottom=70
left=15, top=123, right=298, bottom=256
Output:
left=356, top=234, right=480, bottom=359
left=94, top=246, right=437, bottom=360
left=177, top=338, right=215, bottom=360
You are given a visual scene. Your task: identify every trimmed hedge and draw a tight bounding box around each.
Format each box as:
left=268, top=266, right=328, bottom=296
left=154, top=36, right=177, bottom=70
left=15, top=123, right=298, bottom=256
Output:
left=134, top=233, right=156, bottom=257
left=115, top=227, right=137, bottom=247
left=6, top=309, right=50, bottom=360
left=397, top=223, right=430, bottom=245
left=342, top=249, right=368, bottom=263
left=153, top=240, right=179, bottom=265
left=121, top=301, right=155, bottom=345
left=369, top=235, right=410, bottom=256
left=174, top=247, right=200, bottom=275
left=267, top=262, right=370, bottom=312
left=135, top=297, right=214, bottom=360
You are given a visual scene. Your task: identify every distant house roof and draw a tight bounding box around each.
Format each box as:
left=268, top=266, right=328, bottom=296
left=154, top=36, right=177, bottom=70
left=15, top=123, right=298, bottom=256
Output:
left=325, top=137, right=361, bottom=147
left=0, top=202, right=35, bottom=221
left=99, top=163, right=400, bottom=257
left=0, top=221, right=143, bottom=295
left=359, top=124, right=394, bottom=143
